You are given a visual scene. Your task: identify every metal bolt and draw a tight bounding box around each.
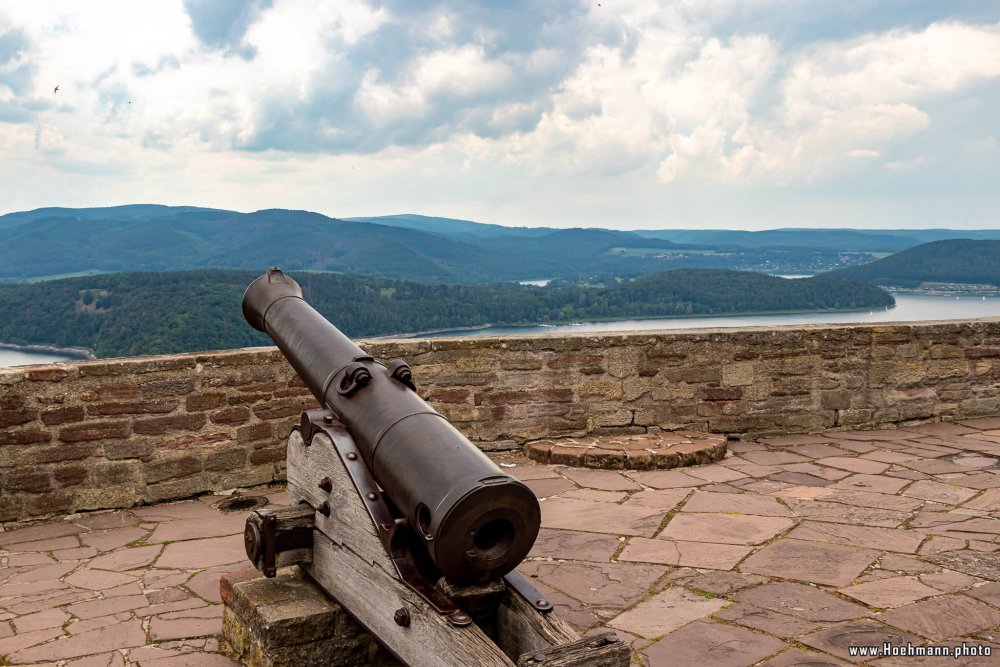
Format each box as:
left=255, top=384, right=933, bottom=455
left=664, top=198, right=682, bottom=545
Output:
left=318, top=477, right=333, bottom=492
left=318, top=501, right=331, bottom=517
left=393, top=607, right=410, bottom=627
left=535, top=599, right=547, bottom=607
left=532, top=655, right=546, bottom=663
left=346, top=452, right=357, bottom=460
left=603, top=635, right=620, bottom=644
left=367, top=492, right=377, bottom=500
left=323, top=414, right=334, bottom=424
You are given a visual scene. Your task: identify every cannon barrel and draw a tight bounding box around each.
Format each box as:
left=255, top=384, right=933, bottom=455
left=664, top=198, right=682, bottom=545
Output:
left=242, top=268, right=540, bottom=584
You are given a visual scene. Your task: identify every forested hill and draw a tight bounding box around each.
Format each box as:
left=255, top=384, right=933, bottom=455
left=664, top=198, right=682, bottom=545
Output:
left=827, top=239, right=1000, bottom=288
left=0, top=269, right=892, bottom=358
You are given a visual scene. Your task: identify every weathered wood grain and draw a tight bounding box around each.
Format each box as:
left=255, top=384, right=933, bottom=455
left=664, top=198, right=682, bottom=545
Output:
left=287, top=429, right=515, bottom=667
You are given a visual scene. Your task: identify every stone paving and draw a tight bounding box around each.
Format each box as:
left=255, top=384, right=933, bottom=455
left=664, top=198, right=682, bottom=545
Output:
left=2, top=420, right=1000, bottom=665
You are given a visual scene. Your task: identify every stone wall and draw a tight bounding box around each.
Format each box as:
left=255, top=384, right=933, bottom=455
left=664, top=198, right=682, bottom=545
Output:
left=3, top=318, right=1000, bottom=522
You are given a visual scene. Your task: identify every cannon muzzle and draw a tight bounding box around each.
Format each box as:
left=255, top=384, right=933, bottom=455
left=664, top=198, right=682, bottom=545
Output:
left=242, top=268, right=540, bottom=584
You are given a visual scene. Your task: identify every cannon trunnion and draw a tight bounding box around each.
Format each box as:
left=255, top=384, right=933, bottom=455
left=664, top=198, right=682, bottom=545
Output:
left=238, top=268, right=628, bottom=667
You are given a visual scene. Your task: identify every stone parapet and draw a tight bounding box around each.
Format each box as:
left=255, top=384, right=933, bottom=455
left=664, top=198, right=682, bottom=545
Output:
left=3, top=318, right=1000, bottom=522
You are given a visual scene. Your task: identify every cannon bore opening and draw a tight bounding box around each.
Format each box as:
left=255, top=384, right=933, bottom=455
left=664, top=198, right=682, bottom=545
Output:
left=471, top=518, right=515, bottom=562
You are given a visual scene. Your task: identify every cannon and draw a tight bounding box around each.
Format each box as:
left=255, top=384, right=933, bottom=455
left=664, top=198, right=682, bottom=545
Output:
left=237, top=268, right=628, bottom=667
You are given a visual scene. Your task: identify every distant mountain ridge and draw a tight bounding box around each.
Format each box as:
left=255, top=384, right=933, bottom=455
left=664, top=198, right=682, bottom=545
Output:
left=827, top=239, right=1000, bottom=288
left=3, top=204, right=996, bottom=284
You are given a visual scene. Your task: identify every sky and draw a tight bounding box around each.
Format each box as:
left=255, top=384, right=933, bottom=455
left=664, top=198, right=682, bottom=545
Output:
left=1, top=0, right=999, bottom=230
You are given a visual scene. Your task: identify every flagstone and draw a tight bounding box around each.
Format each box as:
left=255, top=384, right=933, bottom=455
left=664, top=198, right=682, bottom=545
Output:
left=522, top=560, right=665, bottom=608
left=79, top=527, right=149, bottom=552
left=659, top=513, right=794, bottom=545
left=963, top=488, right=1000, bottom=511
left=12, top=607, right=70, bottom=633
left=147, top=514, right=247, bottom=543
left=525, top=476, right=577, bottom=499
left=623, top=488, right=691, bottom=512
left=681, top=491, right=792, bottom=516
left=818, top=489, right=923, bottom=512
left=133, top=500, right=220, bottom=521
left=560, top=468, right=642, bottom=491
left=641, top=619, right=786, bottom=667
left=741, top=538, right=879, bottom=587
left=877, top=554, right=938, bottom=574
left=838, top=577, right=941, bottom=608
left=787, top=522, right=924, bottom=554
left=9, top=619, right=146, bottom=662
left=918, top=570, right=981, bottom=593
left=683, top=465, right=747, bottom=483
left=666, top=569, right=769, bottom=595
left=771, top=471, right=833, bottom=487
left=830, top=474, right=910, bottom=494
left=902, top=480, right=979, bottom=504
left=876, top=595, right=1000, bottom=641
left=900, top=459, right=971, bottom=475
left=953, top=455, right=998, bottom=468
left=5, top=552, right=55, bottom=567
left=782, top=498, right=909, bottom=527
left=65, top=569, right=139, bottom=591
left=540, top=497, right=664, bottom=537
left=720, top=461, right=780, bottom=477
left=862, top=450, right=920, bottom=464
left=779, top=463, right=851, bottom=481
left=608, top=587, right=726, bottom=639
left=155, top=534, right=246, bottom=569
left=741, top=450, right=812, bottom=465
left=816, top=457, right=891, bottom=474
left=0, top=625, right=66, bottom=657
left=5, top=561, right=77, bottom=583
left=149, top=605, right=223, bottom=641
left=66, top=594, right=149, bottom=620
left=89, top=544, right=162, bottom=571
left=4, top=536, right=80, bottom=552
left=786, top=443, right=848, bottom=459
left=619, top=537, right=751, bottom=570
left=528, top=528, right=621, bottom=562
left=623, top=469, right=704, bottom=489
left=713, top=602, right=825, bottom=638
left=735, top=582, right=869, bottom=622
left=70, top=511, right=140, bottom=530
left=560, top=488, right=628, bottom=503
left=919, top=536, right=967, bottom=555
left=0, top=522, right=84, bottom=547
left=966, top=582, right=1000, bottom=608
left=757, top=648, right=851, bottom=666
left=799, top=619, right=924, bottom=663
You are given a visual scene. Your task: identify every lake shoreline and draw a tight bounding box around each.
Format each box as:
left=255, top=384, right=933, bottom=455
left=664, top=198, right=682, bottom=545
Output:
left=0, top=342, right=95, bottom=360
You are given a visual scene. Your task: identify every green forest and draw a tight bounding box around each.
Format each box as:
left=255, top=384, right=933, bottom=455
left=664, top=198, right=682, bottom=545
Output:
left=831, top=239, right=1000, bottom=287
left=0, top=269, right=894, bottom=358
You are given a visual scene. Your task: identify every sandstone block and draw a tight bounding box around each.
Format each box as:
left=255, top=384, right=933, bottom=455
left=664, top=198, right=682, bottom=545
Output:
left=86, top=400, right=178, bottom=415
left=133, top=413, right=205, bottom=435
left=186, top=393, right=228, bottom=411
left=60, top=420, right=130, bottom=442
left=41, top=405, right=85, bottom=425
left=0, top=427, right=51, bottom=446
left=579, top=378, right=622, bottom=399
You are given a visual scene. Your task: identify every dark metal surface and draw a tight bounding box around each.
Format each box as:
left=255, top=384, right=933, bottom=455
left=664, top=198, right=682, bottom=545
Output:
left=310, top=417, right=472, bottom=626
left=243, top=268, right=540, bottom=585
left=503, top=569, right=554, bottom=613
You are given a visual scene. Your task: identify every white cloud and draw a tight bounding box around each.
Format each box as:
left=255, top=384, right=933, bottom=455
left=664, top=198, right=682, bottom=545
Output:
left=0, top=2, right=999, bottom=229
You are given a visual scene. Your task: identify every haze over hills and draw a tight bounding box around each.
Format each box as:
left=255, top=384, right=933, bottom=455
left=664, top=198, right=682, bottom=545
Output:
left=829, top=239, right=1000, bottom=288
left=0, top=205, right=935, bottom=284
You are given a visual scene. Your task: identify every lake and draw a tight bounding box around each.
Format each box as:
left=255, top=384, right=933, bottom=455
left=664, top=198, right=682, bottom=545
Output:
left=2, top=293, right=999, bottom=367
left=414, top=293, right=1000, bottom=338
